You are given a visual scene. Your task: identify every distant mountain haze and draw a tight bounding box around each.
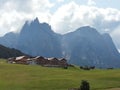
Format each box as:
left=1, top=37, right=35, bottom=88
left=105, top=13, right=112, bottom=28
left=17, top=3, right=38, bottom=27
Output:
left=0, top=18, right=120, bottom=68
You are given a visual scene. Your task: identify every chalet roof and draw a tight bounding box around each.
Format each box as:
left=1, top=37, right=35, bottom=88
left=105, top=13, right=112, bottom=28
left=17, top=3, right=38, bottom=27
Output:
left=16, top=56, right=28, bottom=61
left=8, top=57, right=15, bottom=61
left=27, top=58, right=32, bottom=61
left=59, top=58, right=67, bottom=61
left=48, top=57, right=58, bottom=60
left=48, top=57, right=54, bottom=60
left=35, top=56, right=44, bottom=59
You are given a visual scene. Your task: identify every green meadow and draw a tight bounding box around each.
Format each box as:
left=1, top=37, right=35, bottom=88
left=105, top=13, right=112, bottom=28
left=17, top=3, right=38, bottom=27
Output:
left=0, top=60, right=120, bottom=90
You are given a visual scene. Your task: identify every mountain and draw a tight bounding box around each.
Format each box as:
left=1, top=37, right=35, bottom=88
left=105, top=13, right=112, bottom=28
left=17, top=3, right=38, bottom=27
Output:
left=16, top=18, right=62, bottom=57
left=0, top=44, right=25, bottom=58
left=0, top=18, right=120, bottom=67
left=62, top=26, right=120, bottom=68
left=0, top=32, right=18, bottom=48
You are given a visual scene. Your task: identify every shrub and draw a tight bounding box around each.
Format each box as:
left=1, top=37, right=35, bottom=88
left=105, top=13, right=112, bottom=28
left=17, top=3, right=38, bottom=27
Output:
left=63, top=66, right=68, bottom=69
left=80, top=80, right=90, bottom=90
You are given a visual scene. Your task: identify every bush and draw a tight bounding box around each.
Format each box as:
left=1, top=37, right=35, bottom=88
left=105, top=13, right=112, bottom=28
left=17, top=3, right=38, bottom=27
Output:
left=63, top=66, right=68, bottom=69
left=80, top=80, right=90, bottom=90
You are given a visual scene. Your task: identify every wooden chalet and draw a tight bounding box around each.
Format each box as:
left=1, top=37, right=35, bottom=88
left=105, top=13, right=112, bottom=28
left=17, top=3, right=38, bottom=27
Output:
left=7, top=56, right=68, bottom=67
left=15, top=56, right=29, bottom=64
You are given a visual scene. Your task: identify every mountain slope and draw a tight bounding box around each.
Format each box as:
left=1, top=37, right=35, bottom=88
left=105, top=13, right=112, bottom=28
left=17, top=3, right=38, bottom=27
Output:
left=17, top=18, right=62, bottom=57
left=0, top=19, right=120, bottom=67
left=62, top=26, right=120, bottom=68
left=0, top=32, right=18, bottom=48
left=0, top=44, right=25, bottom=58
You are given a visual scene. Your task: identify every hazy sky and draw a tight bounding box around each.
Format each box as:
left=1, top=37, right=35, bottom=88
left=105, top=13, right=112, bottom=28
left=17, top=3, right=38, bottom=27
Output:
left=0, top=0, right=120, bottom=49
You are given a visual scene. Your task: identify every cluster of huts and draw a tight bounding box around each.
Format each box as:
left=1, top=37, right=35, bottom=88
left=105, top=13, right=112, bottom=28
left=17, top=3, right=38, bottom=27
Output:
left=7, top=56, right=68, bottom=68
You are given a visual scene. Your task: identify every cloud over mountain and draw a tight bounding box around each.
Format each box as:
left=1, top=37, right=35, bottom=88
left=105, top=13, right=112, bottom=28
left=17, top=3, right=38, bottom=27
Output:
left=0, top=0, right=53, bottom=35
left=0, top=0, right=120, bottom=50
left=51, top=1, right=120, bottom=34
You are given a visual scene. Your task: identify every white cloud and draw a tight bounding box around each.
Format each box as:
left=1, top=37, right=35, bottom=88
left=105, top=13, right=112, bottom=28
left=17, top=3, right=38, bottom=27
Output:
left=0, top=0, right=120, bottom=50
left=50, top=1, right=120, bottom=49
left=110, top=26, right=120, bottom=50
left=87, top=0, right=96, bottom=6
left=0, top=0, right=53, bottom=36
left=50, top=2, right=120, bottom=35
left=57, top=0, right=64, bottom=3
left=50, top=2, right=79, bottom=34
left=31, top=0, right=54, bottom=12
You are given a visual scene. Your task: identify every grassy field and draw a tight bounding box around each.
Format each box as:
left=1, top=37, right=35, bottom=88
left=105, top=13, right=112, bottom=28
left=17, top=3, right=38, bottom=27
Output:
left=0, top=59, right=120, bottom=90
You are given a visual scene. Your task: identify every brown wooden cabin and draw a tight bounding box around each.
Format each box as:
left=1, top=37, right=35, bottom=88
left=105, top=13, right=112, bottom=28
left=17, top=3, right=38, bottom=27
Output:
left=34, top=56, right=48, bottom=66
left=7, top=57, right=16, bottom=63
left=59, top=58, right=68, bottom=67
left=48, top=58, right=60, bottom=65
left=15, top=56, right=29, bottom=64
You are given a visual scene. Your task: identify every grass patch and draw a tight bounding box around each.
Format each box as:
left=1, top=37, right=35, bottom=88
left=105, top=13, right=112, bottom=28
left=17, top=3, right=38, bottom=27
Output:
left=0, top=59, right=120, bottom=90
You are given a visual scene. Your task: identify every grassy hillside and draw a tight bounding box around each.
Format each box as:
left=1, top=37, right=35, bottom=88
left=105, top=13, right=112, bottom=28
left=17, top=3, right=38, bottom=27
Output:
left=0, top=59, right=120, bottom=90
